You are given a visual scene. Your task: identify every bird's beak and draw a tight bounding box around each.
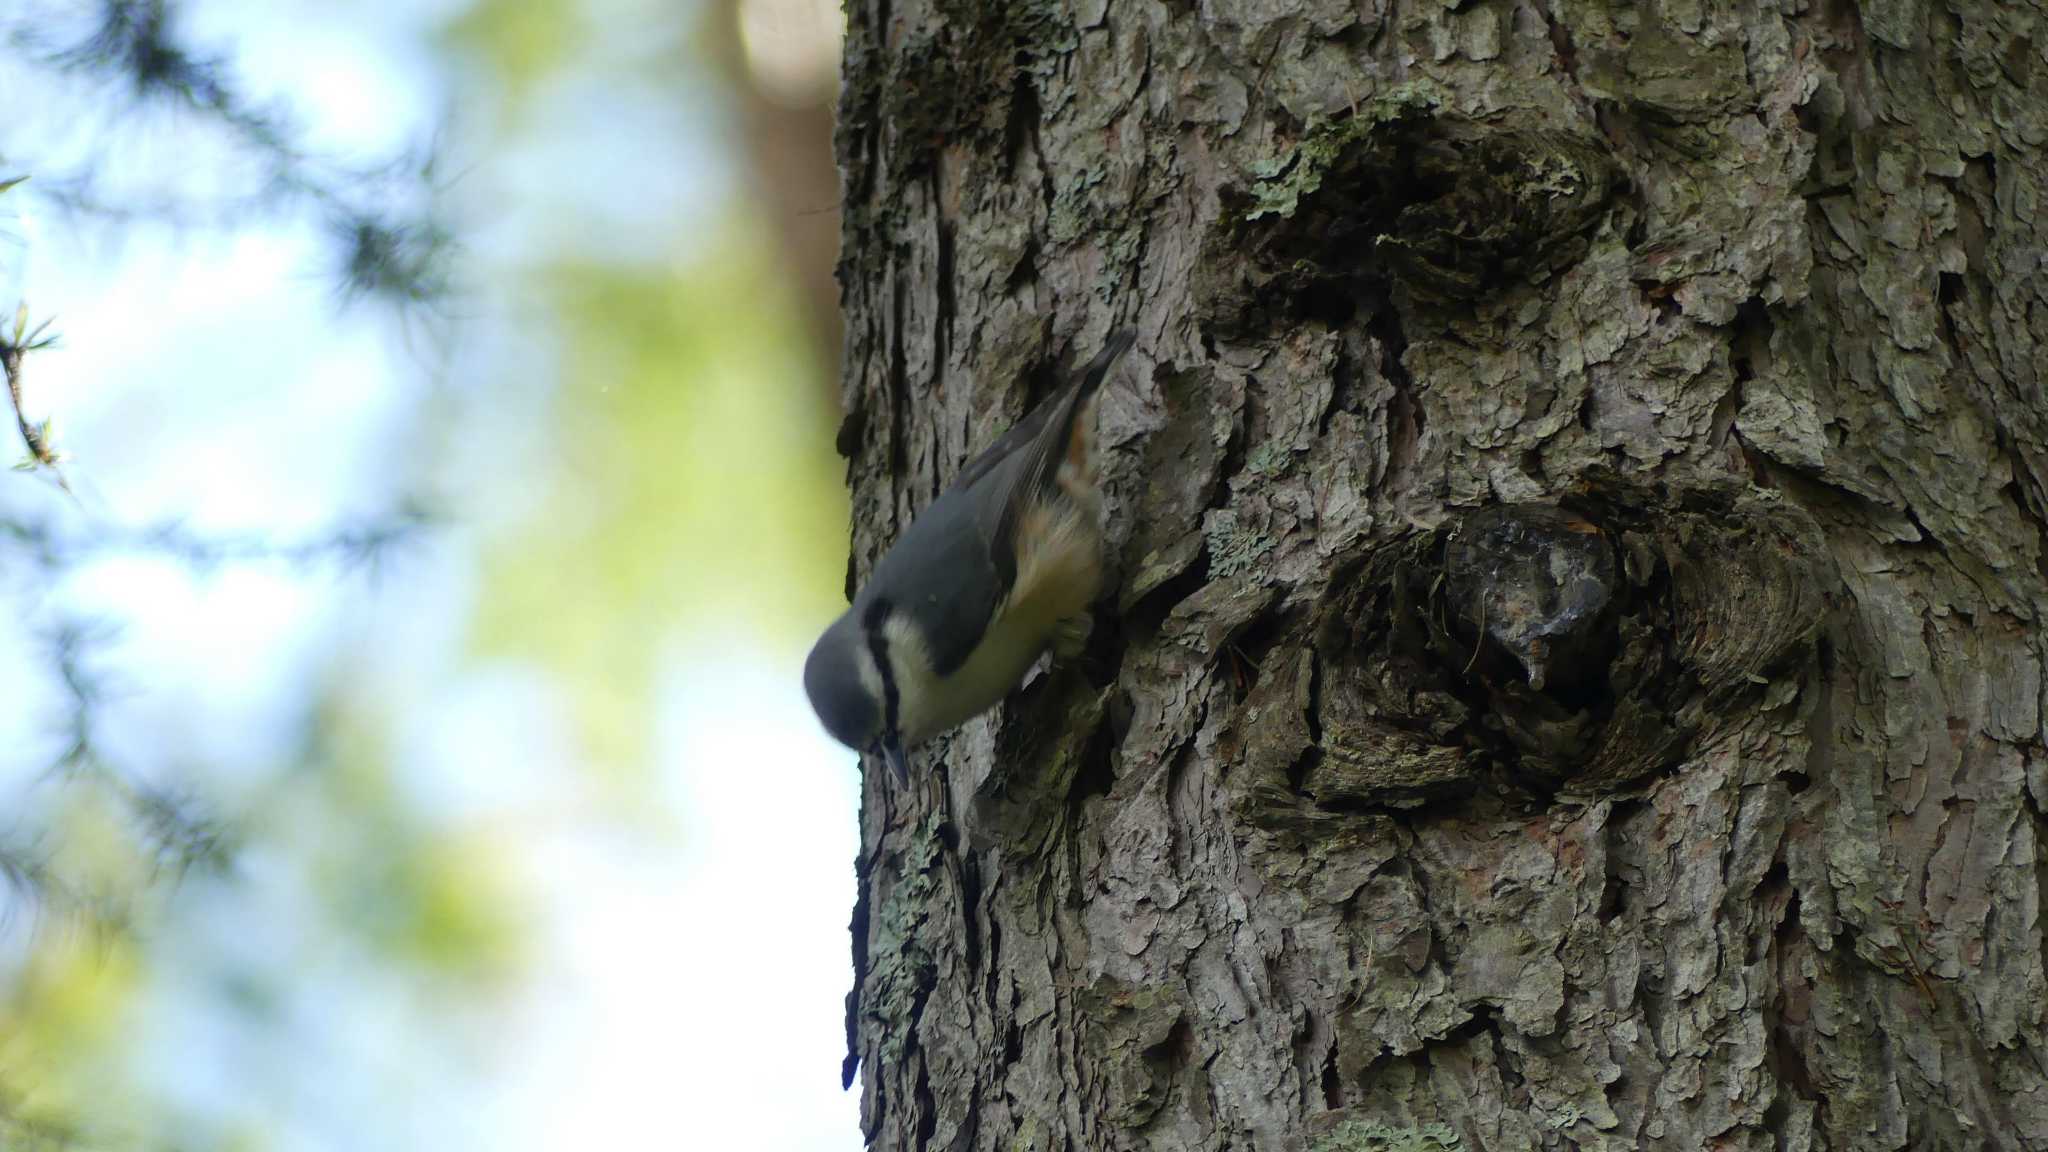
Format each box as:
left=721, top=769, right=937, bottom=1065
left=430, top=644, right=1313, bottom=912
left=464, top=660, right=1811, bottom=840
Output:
left=879, top=736, right=909, bottom=784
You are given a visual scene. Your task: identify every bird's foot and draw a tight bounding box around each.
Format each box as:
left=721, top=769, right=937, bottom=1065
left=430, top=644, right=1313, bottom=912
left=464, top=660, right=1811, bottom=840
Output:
left=1051, top=611, right=1093, bottom=661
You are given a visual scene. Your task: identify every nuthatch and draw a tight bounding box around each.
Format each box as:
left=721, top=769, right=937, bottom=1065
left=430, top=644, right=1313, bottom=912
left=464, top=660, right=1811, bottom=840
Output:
left=805, top=329, right=1136, bottom=780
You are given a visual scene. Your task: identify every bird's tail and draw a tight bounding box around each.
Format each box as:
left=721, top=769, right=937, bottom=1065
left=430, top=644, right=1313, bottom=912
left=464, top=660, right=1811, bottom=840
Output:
left=978, top=328, right=1138, bottom=561
left=1041, top=328, right=1134, bottom=516
left=1075, top=328, right=1137, bottom=403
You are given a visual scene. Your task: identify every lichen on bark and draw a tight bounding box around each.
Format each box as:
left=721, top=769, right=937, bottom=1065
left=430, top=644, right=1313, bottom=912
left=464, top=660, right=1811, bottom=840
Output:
left=831, top=0, right=2048, bottom=1146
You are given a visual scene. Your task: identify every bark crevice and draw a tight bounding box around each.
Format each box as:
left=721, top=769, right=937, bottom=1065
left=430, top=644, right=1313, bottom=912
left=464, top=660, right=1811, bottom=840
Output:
left=836, top=0, right=2048, bottom=1144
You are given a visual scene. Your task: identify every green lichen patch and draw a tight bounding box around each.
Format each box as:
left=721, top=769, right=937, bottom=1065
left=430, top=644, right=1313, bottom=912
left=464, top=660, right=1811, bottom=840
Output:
left=1310, top=1119, right=1462, bottom=1152
left=1205, top=98, right=1621, bottom=331
left=1246, top=440, right=1294, bottom=479
left=1205, top=508, right=1276, bottom=579
left=1578, top=15, right=1753, bottom=121
left=863, top=812, right=948, bottom=1070
left=1243, top=83, right=1445, bottom=222
left=1077, top=979, right=1192, bottom=1129
left=1230, top=488, right=1829, bottom=823
left=1370, top=130, right=1620, bottom=300
left=877, top=0, right=1079, bottom=183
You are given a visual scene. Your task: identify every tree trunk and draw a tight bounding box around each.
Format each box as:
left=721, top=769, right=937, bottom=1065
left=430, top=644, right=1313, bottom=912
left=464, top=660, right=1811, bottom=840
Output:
left=830, top=0, right=2048, bottom=1148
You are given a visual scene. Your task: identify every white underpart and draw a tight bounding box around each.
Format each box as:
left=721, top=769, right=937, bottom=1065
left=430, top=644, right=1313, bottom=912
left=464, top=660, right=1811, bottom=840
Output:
left=851, top=636, right=887, bottom=736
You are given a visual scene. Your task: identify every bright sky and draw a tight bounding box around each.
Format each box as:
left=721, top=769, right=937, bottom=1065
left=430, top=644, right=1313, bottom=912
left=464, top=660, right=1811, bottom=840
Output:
left=0, top=2, right=864, bottom=1149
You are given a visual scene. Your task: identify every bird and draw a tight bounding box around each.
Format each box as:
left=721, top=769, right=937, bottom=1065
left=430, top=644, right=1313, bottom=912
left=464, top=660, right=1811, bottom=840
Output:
left=804, top=329, right=1137, bottom=781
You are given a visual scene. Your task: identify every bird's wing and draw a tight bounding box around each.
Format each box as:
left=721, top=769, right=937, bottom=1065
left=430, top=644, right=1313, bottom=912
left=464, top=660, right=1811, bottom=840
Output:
left=877, top=331, right=1135, bottom=678
left=954, top=330, right=1135, bottom=505
left=977, top=330, right=1135, bottom=591
left=865, top=486, right=1005, bottom=678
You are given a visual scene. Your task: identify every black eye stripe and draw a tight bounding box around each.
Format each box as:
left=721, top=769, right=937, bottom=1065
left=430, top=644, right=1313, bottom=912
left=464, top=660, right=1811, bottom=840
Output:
left=862, top=598, right=900, bottom=743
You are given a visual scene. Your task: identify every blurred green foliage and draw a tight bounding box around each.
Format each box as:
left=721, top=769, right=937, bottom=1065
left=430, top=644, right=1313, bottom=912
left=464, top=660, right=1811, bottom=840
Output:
left=441, top=0, right=588, bottom=116
left=2, top=0, right=851, bottom=1147
left=306, top=718, right=524, bottom=988
left=1, top=785, right=167, bottom=1149
left=472, top=232, right=848, bottom=773
left=1, top=932, right=140, bottom=1146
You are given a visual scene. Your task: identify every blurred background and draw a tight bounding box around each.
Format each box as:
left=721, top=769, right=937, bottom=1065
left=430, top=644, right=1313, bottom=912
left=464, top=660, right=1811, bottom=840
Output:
left=0, top=1, right=861, bottom=1148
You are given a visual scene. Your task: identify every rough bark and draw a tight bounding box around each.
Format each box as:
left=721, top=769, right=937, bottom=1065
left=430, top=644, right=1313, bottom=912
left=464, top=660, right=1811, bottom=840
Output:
left=830, top=0, right=2048, bottom=1149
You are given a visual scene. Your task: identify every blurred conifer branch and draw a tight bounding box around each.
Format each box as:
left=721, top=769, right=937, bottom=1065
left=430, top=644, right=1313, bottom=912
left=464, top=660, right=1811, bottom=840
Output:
left=1, top=297, right=75, bottom=498
left=0, top=1, right=456, bottom=968
left=0, top=7, right=471, bottom=1147
left=8, top=0, right=459, bottom=309
left=0, top=618, right=236, bottom=942
left=1, top=502, right=438, bottom=573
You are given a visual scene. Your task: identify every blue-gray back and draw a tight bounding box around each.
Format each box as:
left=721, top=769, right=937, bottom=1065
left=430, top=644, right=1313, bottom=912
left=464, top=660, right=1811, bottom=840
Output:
left=858, top=330, right=1134, bottom=677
